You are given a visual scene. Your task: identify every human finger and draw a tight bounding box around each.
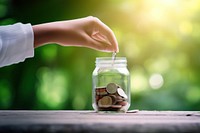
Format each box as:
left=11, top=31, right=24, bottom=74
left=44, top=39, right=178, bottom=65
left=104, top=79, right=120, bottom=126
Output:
left=92, top=17, right=119, bottom=52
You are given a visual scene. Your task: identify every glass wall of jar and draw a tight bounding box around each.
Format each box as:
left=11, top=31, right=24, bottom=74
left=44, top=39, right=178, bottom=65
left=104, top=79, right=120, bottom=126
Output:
left=92, top=57, right=130, bottom=113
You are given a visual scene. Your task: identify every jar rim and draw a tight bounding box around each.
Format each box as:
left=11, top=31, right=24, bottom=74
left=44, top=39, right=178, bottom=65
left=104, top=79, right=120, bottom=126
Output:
left=96, top=57, right=126, bottom=60
left=95, top=57, right=127, bottom=66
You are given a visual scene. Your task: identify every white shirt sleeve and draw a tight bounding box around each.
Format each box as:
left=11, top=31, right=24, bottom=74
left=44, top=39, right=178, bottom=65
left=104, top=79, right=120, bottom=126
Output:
left=0, top=23, right=34, bottom=67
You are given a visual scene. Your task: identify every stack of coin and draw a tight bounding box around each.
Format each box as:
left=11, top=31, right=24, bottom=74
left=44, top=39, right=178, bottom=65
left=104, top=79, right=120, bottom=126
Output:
left=95, top=83, right=128, bottom=112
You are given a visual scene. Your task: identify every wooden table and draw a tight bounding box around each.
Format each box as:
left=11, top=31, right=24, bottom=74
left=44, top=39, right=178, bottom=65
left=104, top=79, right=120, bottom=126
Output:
left=0, top=110, right=200, bottom=133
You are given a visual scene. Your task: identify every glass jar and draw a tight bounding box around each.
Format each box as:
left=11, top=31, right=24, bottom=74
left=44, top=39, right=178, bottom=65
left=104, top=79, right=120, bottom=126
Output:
left=92, top=57, right=130, bottom=113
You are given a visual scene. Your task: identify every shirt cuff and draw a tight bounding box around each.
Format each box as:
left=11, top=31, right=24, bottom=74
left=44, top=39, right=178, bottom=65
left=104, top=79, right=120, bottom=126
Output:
left=0, top=23, right=34, bottom=67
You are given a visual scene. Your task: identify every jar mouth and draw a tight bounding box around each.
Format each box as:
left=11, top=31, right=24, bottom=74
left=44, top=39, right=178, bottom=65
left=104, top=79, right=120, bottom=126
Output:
left=95, top=57, right=127, bottom=66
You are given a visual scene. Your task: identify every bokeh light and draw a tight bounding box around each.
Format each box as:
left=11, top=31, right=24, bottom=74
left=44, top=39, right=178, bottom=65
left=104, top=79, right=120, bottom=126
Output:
left=0, top=80, right=12, bottom=108
left=149, top=74, right=164, bottom=89
left=36, top=67, right=68, bottom=109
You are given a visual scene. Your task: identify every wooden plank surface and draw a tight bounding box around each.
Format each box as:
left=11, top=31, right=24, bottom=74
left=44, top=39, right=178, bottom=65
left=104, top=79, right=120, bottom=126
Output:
left=0, top=110, right=200, bottom=133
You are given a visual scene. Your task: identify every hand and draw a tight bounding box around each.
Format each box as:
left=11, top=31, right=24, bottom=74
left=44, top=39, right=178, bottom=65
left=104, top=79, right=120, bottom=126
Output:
left=33, top=16, right=119, bottom=52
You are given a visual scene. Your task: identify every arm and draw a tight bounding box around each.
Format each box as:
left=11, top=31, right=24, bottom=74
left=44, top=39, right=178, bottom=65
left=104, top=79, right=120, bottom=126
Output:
left=33, top=16, right=119, bottom=52
left=0, top=16, right=118, bottom=67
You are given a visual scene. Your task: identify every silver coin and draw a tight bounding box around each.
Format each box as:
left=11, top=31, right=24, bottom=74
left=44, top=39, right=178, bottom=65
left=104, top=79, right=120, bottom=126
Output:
left=112, top=52, right=117, bottom=66
left=106, top=83, right=118, bottom=94
left=116, top=96, right=126, bottom=102
left=117, top=88, right=128, bottom=99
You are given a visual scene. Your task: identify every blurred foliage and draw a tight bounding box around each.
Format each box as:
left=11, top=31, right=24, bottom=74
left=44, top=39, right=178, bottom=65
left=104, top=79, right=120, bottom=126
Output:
left=0, top=0, right=200, bottom=111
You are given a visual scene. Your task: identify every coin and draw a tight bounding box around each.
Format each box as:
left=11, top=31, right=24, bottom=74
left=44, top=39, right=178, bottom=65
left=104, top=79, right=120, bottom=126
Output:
left=96, top=87, right=107, bottom=95
left=112, top=52, right=117, bottom=66
left=95, top=95, right=102, bottom=102
left=106, top=83, right=118, bottom=94
left=117, top=88, right=128, bottom=99
left=116, top=96, right=126, bottom=102
left=98, top=96, right=112, bottom=108
left=117, top=101, right=127, bottom=106
left=111, top=105, right=122, bottom=108
left=109, top=95, right=117, bottom=105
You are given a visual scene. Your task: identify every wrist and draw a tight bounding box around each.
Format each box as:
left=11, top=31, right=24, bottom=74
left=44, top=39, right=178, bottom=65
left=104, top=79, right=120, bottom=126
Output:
left=33, top=22, right=60, bottom=48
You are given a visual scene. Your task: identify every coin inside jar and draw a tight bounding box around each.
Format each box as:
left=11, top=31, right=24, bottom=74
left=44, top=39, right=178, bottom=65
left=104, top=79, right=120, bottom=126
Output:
left=95, top=87, right=107, bottom=95
left=111, top=105, right=122, bottom=108
left=98, top=96, right=113, bottom=108
left=106, top=83, right=118, bottom=94
left=117, top=88, right=128, bottom=99
left=109, top=95, right=117, bottom=105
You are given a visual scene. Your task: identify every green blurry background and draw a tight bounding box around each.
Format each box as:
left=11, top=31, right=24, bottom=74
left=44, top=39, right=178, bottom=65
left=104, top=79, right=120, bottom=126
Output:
left=0, top=0, right=200, bottom=110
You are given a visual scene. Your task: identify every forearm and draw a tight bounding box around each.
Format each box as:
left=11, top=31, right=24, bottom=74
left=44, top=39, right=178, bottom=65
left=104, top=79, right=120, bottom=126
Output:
left=32, top=22, right=62, bottom=48
left=32, top=20, right=86, bottom=48
left=33, top=21, right=77, bottom=48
